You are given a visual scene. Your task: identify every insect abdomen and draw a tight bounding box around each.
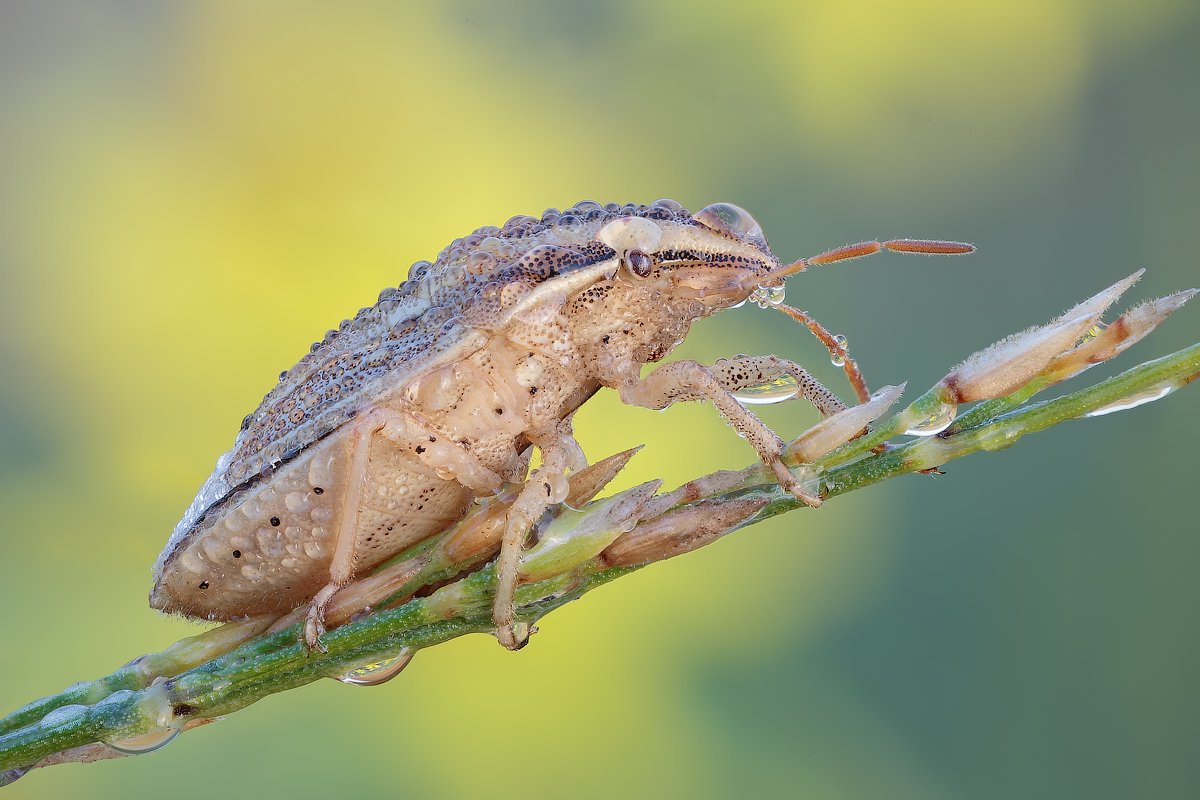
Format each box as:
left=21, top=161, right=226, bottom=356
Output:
left=151, top=426, right=471, bottom=619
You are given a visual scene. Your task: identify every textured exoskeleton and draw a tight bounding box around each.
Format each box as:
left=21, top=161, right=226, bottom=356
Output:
left=151, top=198, right=971, bottom=649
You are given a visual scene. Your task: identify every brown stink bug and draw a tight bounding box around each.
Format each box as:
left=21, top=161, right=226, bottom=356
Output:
left=150, top=199, right=972, bottom=650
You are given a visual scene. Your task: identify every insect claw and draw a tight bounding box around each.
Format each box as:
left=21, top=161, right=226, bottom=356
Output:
left=303, top=619, right=329, bottom=654
left=304, top=584, right=339, bottom=652
left=513, top=623, right=533, bottom=649
left=496, top=621, right=531, bottom=651
left=770, top=459, right=822, bottom=508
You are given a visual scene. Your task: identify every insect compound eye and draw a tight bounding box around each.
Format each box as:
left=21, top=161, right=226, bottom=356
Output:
left=625, top=249, right=653, bottom=278
left=693, top=202, right=767, bottom=249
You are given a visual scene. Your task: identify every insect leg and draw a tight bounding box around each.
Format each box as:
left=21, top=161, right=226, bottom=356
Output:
left=304, top=410, right=378, bottom=651
left=630, top=355, right=847, bottom=416
left=708, top=355, right=848, bottom=417
left=378, top=407, right=506, bottom=494
left=493, top=420, right=583, bottom=650
left=302, top=407, right=505, bottom=650
left=615, top=359, right=834, bottom=506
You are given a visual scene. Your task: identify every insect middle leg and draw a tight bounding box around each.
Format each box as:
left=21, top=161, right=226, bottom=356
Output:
left=615, top=356, right=845, bottom=507
left=303, top=406, right=505, bottom=650
left=493, top=420, right=584, bottom=650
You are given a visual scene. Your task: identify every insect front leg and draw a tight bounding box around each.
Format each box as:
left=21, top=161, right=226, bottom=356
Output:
left=708, top=355, right=847, bottom=417
left=303, top=407, right=505, bottom=651
left=493, top=420, right=584, bottom=650
left=616, top=356, right=846, bottom=507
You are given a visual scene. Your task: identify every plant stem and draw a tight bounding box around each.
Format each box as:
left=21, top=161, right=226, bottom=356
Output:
left=2, top=341, right=1197, bottom=784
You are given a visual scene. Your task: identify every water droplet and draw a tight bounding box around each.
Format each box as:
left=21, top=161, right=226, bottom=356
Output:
left=337, top=649, right=414, bottom=686
left=904, top=400, right=959, bottom=436
left=554, top=213, right=581, bottom=231
left=41, top=704, right=88, bottom=728
left=105, top=727, right=179, bottom=754
left=1085, top=383, right=1177, bottom=418
left=1076, top=320, right=1108, bottom=346
left=749, top=284, right=785, bottom=308
left=407, top=260, right=432, bottom=282
left=285, top=491, right=311, bottom=513
left=734, top=373, right=800, bottom=405
left=542, top=472, right=569, bottom=504
left=831, top=333, right=848, bottom=367
left=467, top=250, right=495, bottom=275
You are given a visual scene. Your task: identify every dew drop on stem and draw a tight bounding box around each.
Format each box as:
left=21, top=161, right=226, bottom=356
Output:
left=336, top=649, right=415, bottom=686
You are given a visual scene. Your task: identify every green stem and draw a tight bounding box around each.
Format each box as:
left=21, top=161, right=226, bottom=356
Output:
left=2, top=342, right=1197, bottom=782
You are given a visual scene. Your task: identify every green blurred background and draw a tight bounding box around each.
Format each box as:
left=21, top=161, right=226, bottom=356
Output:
left=1, top=2, right=1197, bottom=797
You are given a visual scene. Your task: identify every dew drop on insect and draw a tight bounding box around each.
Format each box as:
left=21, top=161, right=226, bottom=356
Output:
left=467, top=250, right=495, bottom=275
left=545, top=472, right=570, bottom=504
left=831, top=334, right=848, bottom=367
left=1084, top=382, right=1178, bottom=418
left=285, top=491, right=311, bottom=513
left=904, top=400, right=959, bottom=436
left=734, top=373, right=800, bottom=406
left=407, top=260, right=432, bottom=282
left=652, top=198, right=684, bottom=212
left=179, top=551, right=206, bottom=573
left=554, top=213, right=581, bottom=231
left=693, top=202, right=767, bottom=248
left=104, top=727, right=179, bottom=754
left=337, top=648, right=415, bottom=686
left=749, top=284, right=785, bottom=309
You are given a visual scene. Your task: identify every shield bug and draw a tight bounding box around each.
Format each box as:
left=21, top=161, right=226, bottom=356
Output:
left=150, top=199, right=972, bottom=649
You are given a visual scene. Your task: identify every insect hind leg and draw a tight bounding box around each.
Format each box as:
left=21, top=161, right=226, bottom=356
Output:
left=302, top=406, right=505, bottom=651
left=303, top=411, right=378, bottom=652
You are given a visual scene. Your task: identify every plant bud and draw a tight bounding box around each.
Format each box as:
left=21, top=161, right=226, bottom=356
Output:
left=787, top=384, right=905, bottom=462
left=1052, top=289, right=1197, bottom=375
left=519, top=481, right=659, bottom=581
left=601, top=497, right=768, bottom=568
left=941, top=271, right=1142, bottom=402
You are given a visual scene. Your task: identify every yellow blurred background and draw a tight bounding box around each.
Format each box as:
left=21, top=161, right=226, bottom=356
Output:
left=2, top=2, right=1197, bottom=798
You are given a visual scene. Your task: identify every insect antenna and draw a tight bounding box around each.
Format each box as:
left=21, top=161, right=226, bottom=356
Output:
left=767, top=238, right=975, bottom=281
left=761, top=239, right=973, bottom=402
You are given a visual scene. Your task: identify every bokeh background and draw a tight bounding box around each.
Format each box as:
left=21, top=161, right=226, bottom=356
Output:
left=1, top=2, right=1197, bottom=798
